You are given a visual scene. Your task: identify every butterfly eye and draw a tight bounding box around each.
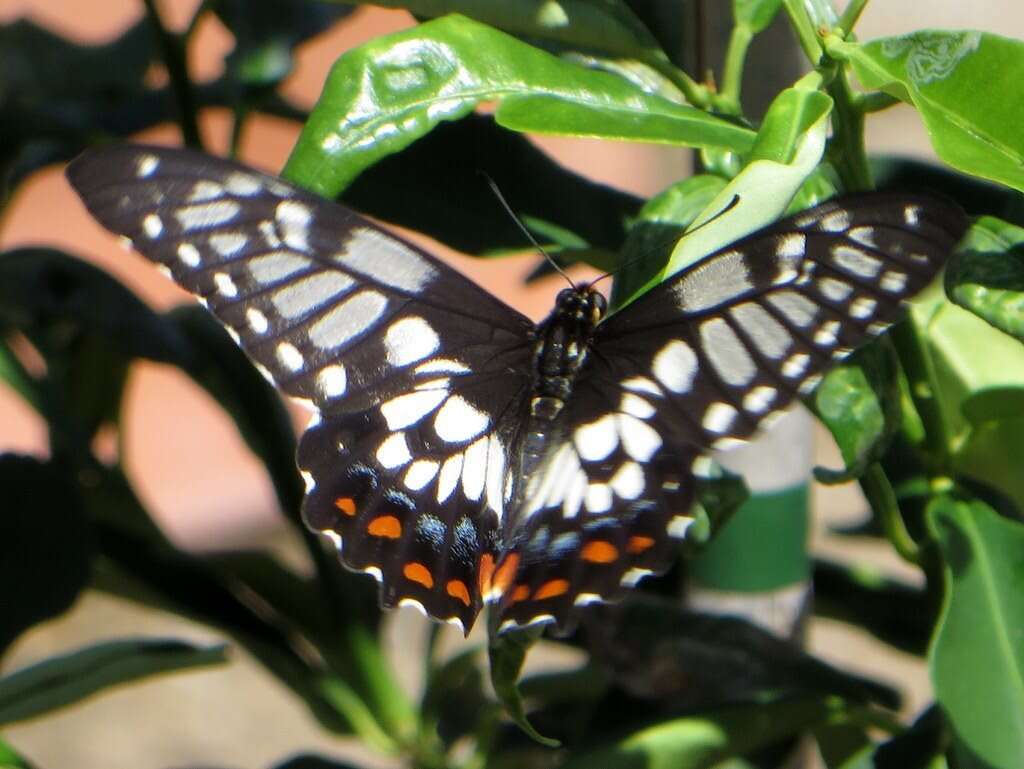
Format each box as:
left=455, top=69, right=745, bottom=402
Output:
left=590, top=292, right=607, bottom=322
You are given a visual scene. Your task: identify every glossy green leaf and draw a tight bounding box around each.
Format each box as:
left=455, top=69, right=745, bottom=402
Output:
left=347, top=0, right=670, bottom=67
left=562, top=695, right=840, bottom=769
left=0, top=456, right=92, bottom=653
left=946, top=216, right=1024, bottom=343
left=287, top=15, right=754, bottom=196
left=487, top=625, right=558, bottom=746
left=928, top=497, right=1024, bottom=769
left=748, top=88, right=831, bottom=164
left=813, top=341, right=902, bottom=484
left=840, top=32, right=1024, bottom=192
left=0, top=638, right=227, bottom=726
left=734, top=0, right=785, bottom=34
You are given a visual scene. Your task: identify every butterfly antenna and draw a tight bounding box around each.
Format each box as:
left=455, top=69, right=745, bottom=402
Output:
left=481, top=172, right=575, bottom=287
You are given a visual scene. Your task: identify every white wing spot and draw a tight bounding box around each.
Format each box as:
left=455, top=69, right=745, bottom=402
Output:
left=385, top=316, right=439, bottom=367
left=620, top=392, right=655, bottom=420
left=486, top=437, right=506, bottom=521
left=731, top=302, right=792, bottom=359
left=337, top=227, right=438, bottom=292
left=415, top=358, right=470, bottom=375
left=848, top=226, right=877, bottom=248
left=271, top=272, right=354, bottom=320
left=767, top=291, right=818, bottom=328
left=574, top=414, right=618, bottom=462
left=188, top=180, right=224, bottom=202
left=432, top=395, right=489, bottom=443
left=832, top=245, right=882, bottom=278
left=850, top=297, right=878, bottom=319
left=584, top=483, right=612, bottom=513
left=814, top=320, right=841, bottom=347
left=136, top=154, right=159, bottom=177
left=610, top=460, right=644, bottom=500
left=209, top=232, right=248, bottom=257
left=617, top=413, right=662, bottom=461
left=376, top=432, right=412, bottom=470
left=248, top=251, right=312, bottom=285
left=821, top=210, right=851, bottom=232
left=276, top=200, right=313, bottom=252
left=225, top=172, right=263, bottom=196
left=246, top=307, right=269, bottom=334
left=317, top=364, right=347, bottom=398
left=301, top=470, right=316, bottom=492
left=381, top=389, right=447, bottom=431
left=621, top=567, right=653, bottom=587
left=652, top=339, right=698, bottom=393
left=308, top=290, right=388, bottom=350
left=868, top=321, right=889, bottom=336
left=702, top=402, right=737, bottom=434
left=461, top=437, right=488, bottom=501
left=819, top=277, right=854, bottom=302
left=259, top=220, right=282, bottom=248
left=743, top=386, right=777, bottom=414
left=776, top=233, right=806, bottom=259
left=175, top=200, right=240, bottom=230
left=621, top=376, right=662, bottom=396
left=142, top=213, right=163, bottom=239
left=799, top=373, right=823, bottom=394
left=562, top=469, right=587, bottom=517
left=404, top=460, right=440, bottom=491
left=667, top=515, right=695, bottom=538
left=701, top=317, right=755, bottom=386
left=213, top=272, right=238, bottom=298
left=437, top=454, right=463, bottom=503
left=781, top=352, right=810, bottom=378
left=674, top=251, right=752, bottom=312
left=177, top=243, right=201, bottom=268
left=904, top=205, right=920, bottom=226
left=276, top=342, right=304, bottom=372
left=880, top=270, right=908, bottom=293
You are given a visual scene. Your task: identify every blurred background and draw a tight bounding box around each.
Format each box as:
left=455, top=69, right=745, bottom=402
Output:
left=0, top=1, right=1019, bottom=766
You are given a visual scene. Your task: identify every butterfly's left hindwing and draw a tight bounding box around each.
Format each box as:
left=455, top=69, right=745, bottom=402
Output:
left=67, top=145, right=537, bottom=631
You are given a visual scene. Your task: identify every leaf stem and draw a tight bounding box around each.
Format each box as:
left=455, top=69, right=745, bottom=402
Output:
left=719, top=24, right=753, bottom=115
left=837, top=0, right=870, bottom=35
left=781, top=0, right=824, bottom=64
left=862, top=463, right=921, bottom=565
left=142, top=0, right=203, bottom=149
left=825, top=66, right=873, bottom=191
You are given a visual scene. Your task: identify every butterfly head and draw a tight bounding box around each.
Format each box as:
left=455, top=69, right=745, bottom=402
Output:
left=555, top=286, right=607, bottom=327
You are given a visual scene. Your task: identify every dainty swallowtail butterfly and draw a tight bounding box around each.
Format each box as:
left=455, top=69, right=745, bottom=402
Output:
left=67, top=145, right=966, bottom=634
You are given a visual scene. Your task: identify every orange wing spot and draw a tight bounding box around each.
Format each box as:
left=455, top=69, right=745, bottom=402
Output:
left=533, top=578, right=570, bottom=601
left=446, top=579, right=472, bottom=606
left=581, top=540, right=619, bottom=563
left=626, top=535, right=656, bottom=554
left=490, top=554, right=520, bottom=597
left=334, top=497, right=357, bottom=516
left=510, top=584, right=531, bottom=604
left=367, top=515, right=402, bottom=539
left=403, top=561, right=434, bottom=589
left=478, top=553, right=496, bottom=594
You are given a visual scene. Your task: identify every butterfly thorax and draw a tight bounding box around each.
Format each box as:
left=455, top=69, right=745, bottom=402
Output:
left=531, top=286, right=606, bottom=411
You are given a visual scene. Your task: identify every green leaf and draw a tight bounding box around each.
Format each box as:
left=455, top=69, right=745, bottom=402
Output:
left=813, top=340, right=902, bottom=484
left=946, top=216, right=1024, bottom=343
left=0, top=638, right=227, bottom=726
left=840, top=32, right=1024, bottom=192
left=286, top=15, right=753, bottom=196
left=561, top=695, right=840, bottom=769
left=0, top=455, right=92, bottom=653
left=734, top=0, right=785, bottom=34
left=351, top=0, right=671, bottom=67
left=487, top=625, right=559, bottom=747
left=927, top=497, right=1024, bottom=769
left=0, top=737, right=37, bottom=769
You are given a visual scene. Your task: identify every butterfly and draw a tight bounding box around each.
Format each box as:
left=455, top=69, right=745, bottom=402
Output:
left=67, top=144, right=967, bottom=634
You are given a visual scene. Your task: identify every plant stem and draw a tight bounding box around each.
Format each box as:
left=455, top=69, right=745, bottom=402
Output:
left=142, top=0, right=203, bottom=149
left=719, top=24, right=753, bottom=115
left=781, top=0, right=824, bottom=64
left=858, top=90, right=901, bottom=113
left=837, top=0, right=869, bottom=34
left=826, top=67, right=873, bottom=191
left=862, top=463, right=921, bottom=565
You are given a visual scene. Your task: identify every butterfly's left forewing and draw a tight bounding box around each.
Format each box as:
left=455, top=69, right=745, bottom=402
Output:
left=494, top=194, right=967, bottom=632
left=67, top=145, right=538, bottom=631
